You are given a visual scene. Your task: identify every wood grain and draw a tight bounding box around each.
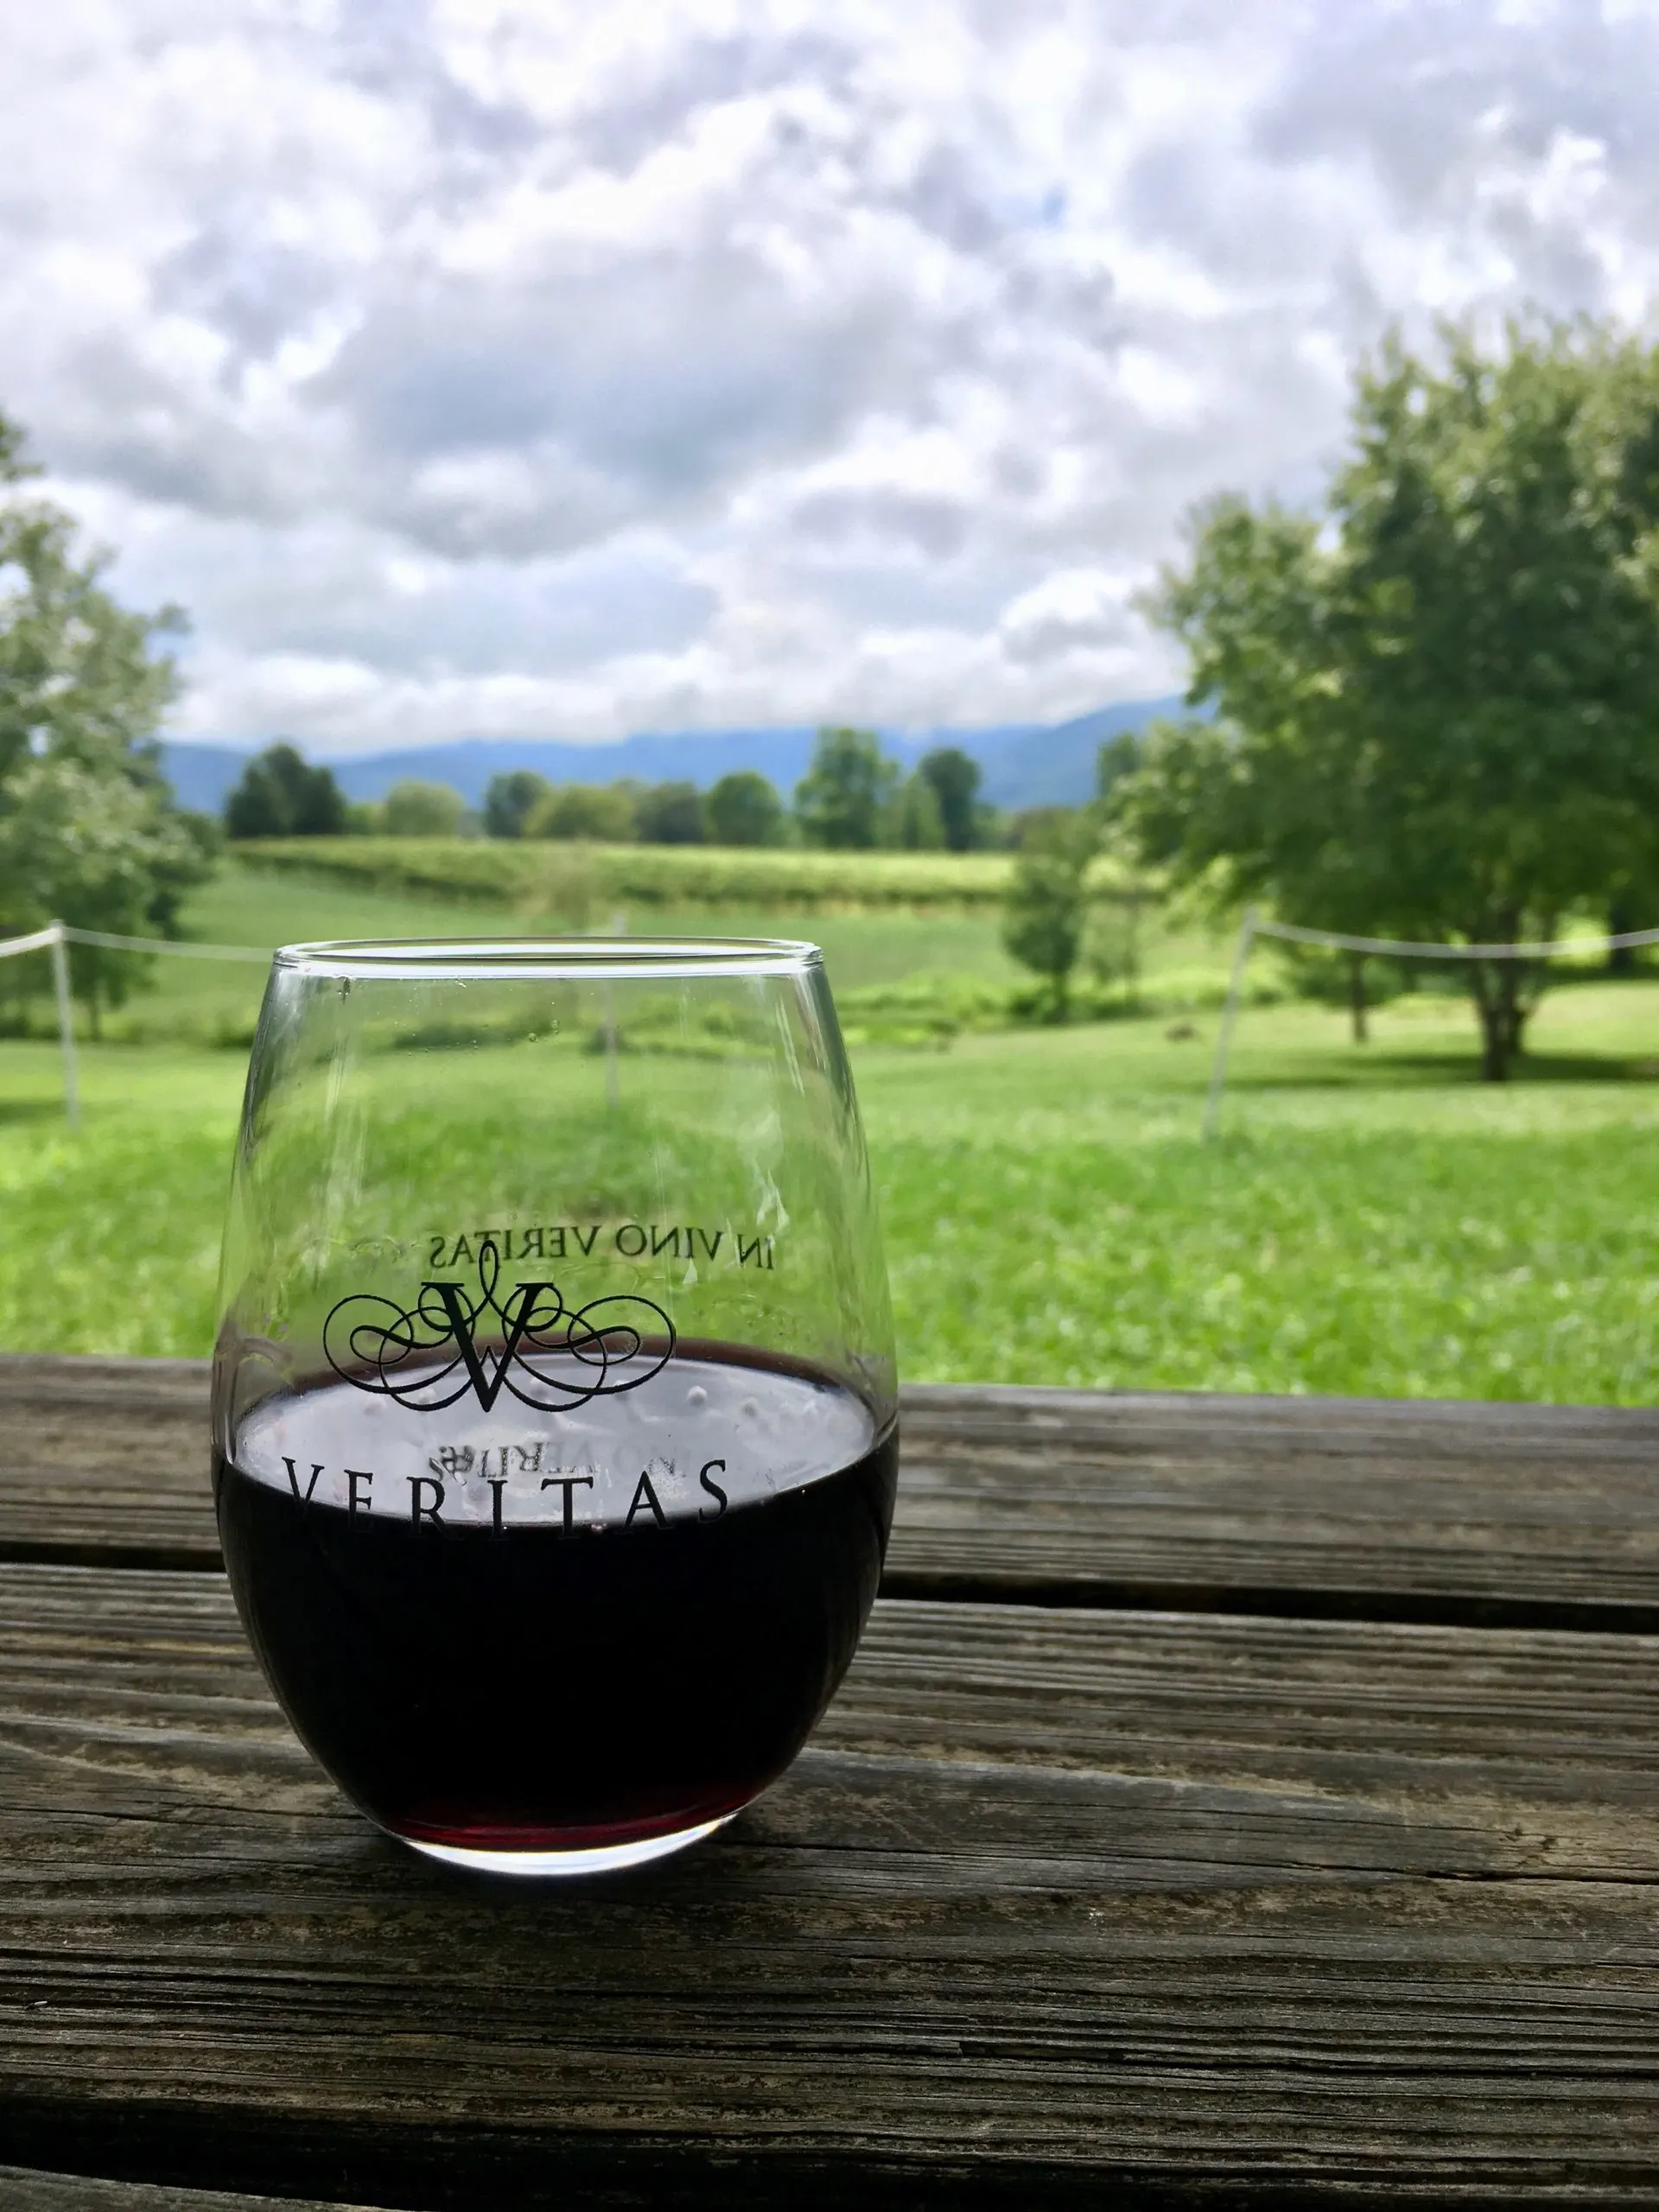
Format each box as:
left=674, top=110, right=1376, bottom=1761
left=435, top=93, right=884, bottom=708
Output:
left=4, top=1562, right=1659, bottom=2205
left=0, top=2168, right=389, bottom=2212
left=9, top=1355, right=1659, bottom=1627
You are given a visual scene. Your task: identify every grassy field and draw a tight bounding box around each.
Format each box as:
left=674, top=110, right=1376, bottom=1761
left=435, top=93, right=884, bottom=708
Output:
left=4, top=880, right=1658, bottom=1399
left=3, top=861, right=1249, bottom=1050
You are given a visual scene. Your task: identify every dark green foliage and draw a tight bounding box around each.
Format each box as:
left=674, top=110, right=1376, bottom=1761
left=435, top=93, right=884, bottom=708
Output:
left=483, top=771, right=551, bottom=839
left=1116, top=317, right=1659, bottom=1079
left=794, top=727, right=899, bottom=849
left=706, top=769, right=786, bottom=848
left=1001, top=809, right=1098, bottom=1016
left=225, top=743, right=347, bottom=838
left=917, top=747, right=983, bottom=851
left=634, top=781, right=707, bottom=845
left=1096, top=731, right=1143, bottom=803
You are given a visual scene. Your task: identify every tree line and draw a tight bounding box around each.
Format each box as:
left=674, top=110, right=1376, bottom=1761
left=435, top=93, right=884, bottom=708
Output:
left=221, top=727, right=1003, bottom=853
left=10, top=310, right=1659, bottom=1075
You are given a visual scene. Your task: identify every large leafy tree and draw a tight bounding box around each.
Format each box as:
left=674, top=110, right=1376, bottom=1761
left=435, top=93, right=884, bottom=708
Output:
left=1116, top=319, right=1659, bottom=1079
left=917, top=746, right=983, bottom=851
left=483, top=769, right=551, bottom=839
left=634, top=781, right=707, bottom=845
left=1001, top=810, right=1098, bottom=1017
left=794, top=727, right=899, bottom=850
left=893, top=771, right=945, bottom=849
left=224, top=742, right=347, bottom=837
left=707, top=769, right=785, bottom=847
left=0, top=410, right=211, bottom=1027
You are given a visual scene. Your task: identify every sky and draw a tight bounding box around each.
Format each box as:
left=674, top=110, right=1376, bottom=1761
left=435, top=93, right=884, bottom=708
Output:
left=4, top=0, right=1659, bottom=757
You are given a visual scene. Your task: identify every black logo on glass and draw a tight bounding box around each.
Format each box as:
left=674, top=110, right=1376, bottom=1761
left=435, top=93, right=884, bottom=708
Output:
left=324, top=1241, right=675, bottom=1413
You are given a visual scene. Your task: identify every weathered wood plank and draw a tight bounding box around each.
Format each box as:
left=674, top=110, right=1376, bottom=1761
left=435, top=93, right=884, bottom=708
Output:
left=0, top=1360, right=212, bottom=1572
left=0, top=2167, right=388, bottom=2212
left=8, top=1354, right=1659, bottom=1626
left=3, top=1562, right=1659, bottom=2203
left=893, top=1383, right=1659, bottom=1628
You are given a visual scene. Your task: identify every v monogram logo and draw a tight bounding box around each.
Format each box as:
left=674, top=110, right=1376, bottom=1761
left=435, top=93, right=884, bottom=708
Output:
left=323, top=1239, right=676, bottom=1414
left=424, top=1279, right=556, bottom=1412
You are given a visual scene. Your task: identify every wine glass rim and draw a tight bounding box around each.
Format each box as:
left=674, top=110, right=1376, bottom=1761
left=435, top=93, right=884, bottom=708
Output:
left=272, top=934, right=825, bottom=980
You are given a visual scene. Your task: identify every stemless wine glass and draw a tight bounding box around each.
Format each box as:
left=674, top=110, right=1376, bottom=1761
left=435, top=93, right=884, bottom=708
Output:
left=211, top=938, right=898, bottom=1877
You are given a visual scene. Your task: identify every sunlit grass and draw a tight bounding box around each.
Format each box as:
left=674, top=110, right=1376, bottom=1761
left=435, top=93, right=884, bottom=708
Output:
left=4, top=972, right=1659, bottom=1397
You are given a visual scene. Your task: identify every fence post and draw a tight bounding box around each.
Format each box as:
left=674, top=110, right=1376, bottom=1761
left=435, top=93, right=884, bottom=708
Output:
left=604, top=910, right=626, bottom=1110
left=1202, top=906, right=1257, bottom=1141
left=48, top=922, right=79, bottom=1131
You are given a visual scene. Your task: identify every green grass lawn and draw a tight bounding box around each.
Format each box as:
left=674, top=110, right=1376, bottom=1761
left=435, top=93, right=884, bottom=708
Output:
left=4, top=939, right=1658, bottom=1399
left=8, top=860, right=1255, bottom=1051
left=21, top=863, right=1031, bottom=1049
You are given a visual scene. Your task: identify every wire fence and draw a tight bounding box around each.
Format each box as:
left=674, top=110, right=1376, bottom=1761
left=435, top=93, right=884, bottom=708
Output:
left=1204, top=908, right=1655, bottom=1137
left=0, top=919, right=270, bottom=1128
left=3, top=910, right=1650, bottom=1138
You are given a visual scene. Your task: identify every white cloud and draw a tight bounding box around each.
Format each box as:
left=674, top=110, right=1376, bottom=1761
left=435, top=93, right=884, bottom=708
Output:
left=3, top=0, right=1658, bottom=751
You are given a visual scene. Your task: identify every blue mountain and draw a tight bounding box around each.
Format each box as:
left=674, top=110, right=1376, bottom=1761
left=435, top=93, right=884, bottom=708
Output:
left=157, top=696, right=1184, bottom=817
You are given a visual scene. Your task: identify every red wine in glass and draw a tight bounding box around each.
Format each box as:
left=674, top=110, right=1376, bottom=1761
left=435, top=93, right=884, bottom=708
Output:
left=216, top=1351, right=897, bottom=1868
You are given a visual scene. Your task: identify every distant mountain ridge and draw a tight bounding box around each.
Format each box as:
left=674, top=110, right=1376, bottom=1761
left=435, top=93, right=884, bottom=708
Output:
left=157, top=696, right=1182, bottom=817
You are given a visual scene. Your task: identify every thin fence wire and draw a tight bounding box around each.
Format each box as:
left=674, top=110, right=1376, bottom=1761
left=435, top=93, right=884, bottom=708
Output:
left=0, top=919, right=270, bottom=1127
left=1253, top=917, right=1659, bottom=960
left=58, top=925, right=270, bottom=961
left=1205, top=912, right=1656, bottom=1138
left=0, top=917, right=628, bottom=1126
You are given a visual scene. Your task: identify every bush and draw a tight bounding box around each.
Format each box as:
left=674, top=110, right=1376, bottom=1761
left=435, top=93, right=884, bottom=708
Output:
left=224, top=744, right=346, bottom=837
left=1001, top=810, right=1099, bottom=1017
left=707, top=771, right=786, bottom=848
left=528, top=783, right=637, bottom=842
left=379, top=779, right=469, bottom=836
left=483, top=771, right=551, bottom=839
left=635, top=781, right=707, bottom=844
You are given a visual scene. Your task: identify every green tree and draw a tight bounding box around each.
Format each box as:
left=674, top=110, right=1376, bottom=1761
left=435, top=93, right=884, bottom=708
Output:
left=1096, top=730, right=1143, bottom=804
left=527, top=782, right=637, bottom=842
left=707, top=769, right=786, bottom=847
left=1116, top=317, right=1659, bottom=1079
left=794, top=727, right=899, bottom=849
left=225, top=742, right=347, bottom=837
left=0, top=758, right=216, bottom=1034
left=0, top=479, right=181, bottom=791
left=916, top=746, right=983, bottom=851
left=380, top=779, right=468, bottom=836
left=483, top=770, right=551, bottom=839
left=1001, top=809, right=1098, bottom=1018
left=0, top=407, right=209, bottom=1027
left=894, top=771, right=945, bottom=849
left=635, top=781, right=707, bottom=844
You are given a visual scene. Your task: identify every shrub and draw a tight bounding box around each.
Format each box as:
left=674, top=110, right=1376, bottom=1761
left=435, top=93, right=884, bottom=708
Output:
left=483, top=771, right=552, bottom=839
left=707, top=770, right=786, bottom=847
left=635, top=781, right=707, bottom=845
left=379, top=779, right=469, bottom=836
left=528, top=783, right=637, bottom=842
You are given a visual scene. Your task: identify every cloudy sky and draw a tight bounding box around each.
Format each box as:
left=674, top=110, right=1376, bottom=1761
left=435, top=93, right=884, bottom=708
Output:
left=4, top=0, right=1658, bottom=755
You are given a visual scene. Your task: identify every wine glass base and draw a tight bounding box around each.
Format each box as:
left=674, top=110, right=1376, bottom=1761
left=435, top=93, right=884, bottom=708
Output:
left=397, top=1814, right=734, bottom=1878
